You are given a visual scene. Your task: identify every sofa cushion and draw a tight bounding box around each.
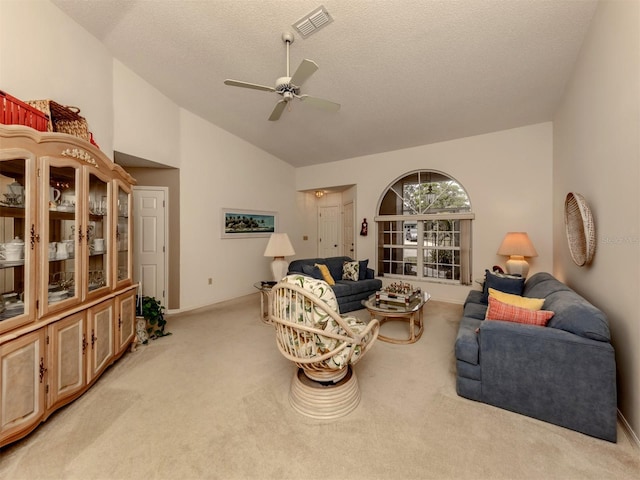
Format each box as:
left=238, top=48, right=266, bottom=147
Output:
left=455, top=317, right=482, bottom=365
left=288, top=258, right=322, bottom=274
left=329, top=282, right=351, bottom=298
left=301, top=264, right=323, bottom=280
left=523, top=272, right=571, bottom=299
left=358, top=259, right=369, bottom=280
left=481, top=269, right=525, bottom=303
left=342, top=261, right=359, bottom=281
left=335, top=278, right=381, bottom=296
left=325, top=256, right=353, bottom=281
left=464, top=290, right=485, bottom=308
left=544, top=290, right=610, bottom=342
left=488, top=288, right=545, bottom=311
left=463, top=301, right=488, bottom=320
left=314, top=263, right=335, bottom=285
left=485, top=297, right=554, bottom=326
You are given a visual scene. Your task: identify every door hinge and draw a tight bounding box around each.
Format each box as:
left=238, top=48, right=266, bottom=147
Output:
left=163, top=290, right=165, bottom=298
left=46, top=384, right=49, bottom=394
left=36, top=299, right=39, bottom=309
left=163, top=200, right=165, bottom=207
left=37, top=168, right=41, bottom=177
left=46, top=335, right=50, bottom=345
left=163, top=245, right=165, bottom=253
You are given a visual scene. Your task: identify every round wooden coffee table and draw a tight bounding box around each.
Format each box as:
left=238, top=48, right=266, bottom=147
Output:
left=362, top=292, right=430, bottom=344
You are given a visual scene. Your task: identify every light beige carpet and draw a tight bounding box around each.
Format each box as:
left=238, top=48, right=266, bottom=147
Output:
left=0, top=294, right=638, bottom=480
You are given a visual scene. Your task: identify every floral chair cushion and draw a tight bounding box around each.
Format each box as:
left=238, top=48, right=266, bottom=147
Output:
left=277, top=274, right=374, bottom=369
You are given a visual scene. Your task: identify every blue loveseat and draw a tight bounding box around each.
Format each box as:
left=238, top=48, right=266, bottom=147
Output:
left=455, top=272, right=617, bottom=442
left=287, top=256, right=382, bottom=313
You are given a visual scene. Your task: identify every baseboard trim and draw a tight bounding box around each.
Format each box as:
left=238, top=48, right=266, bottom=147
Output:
left=618, top=409, right=640, bottom=449
left=166, top=292, right=255, bottom=316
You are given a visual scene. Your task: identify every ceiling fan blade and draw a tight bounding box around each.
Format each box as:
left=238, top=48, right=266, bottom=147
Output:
left=289, top=59, right=318, bottom=87
left=224, top=79, right=275, bottom=92
left=268, top=100, right=287, bottom=121
left=299, top=95, right=341, bottom=112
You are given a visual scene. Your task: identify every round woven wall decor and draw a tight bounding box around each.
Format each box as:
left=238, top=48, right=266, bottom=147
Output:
left=564, top=192, right=596, bottom=266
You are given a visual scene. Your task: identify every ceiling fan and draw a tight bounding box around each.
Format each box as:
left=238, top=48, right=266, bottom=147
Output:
left=224, top=32, right=340, bottom=121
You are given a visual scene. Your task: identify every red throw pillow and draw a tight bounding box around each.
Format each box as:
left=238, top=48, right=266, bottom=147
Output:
left=486, top=297, right=554, bottom=326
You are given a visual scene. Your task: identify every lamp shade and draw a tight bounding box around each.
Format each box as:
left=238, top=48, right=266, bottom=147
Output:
left=264, top=233, right=295, bottom=258
left=497, top=232, right=538, bottom=258
left=264, top=233, right=295, bottom=282
left=497, top=232, right=537, bottom=277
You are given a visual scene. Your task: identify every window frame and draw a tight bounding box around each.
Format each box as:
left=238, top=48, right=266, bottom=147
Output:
left=375, top=170, right=474, bottom=285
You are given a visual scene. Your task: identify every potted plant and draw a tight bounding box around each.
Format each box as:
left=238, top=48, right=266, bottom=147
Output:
left=137, top=296, right=171, bottom=343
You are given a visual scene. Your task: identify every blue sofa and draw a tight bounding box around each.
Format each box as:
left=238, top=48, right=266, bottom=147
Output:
left=287, top=256, right=382, bottom=313
left=455, top=272, right=617, bottom=442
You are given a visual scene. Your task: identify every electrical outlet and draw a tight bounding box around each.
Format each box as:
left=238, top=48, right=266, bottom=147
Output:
left=208, top=277, right=213, bottom=285
left=303, top=235, right=308, bottom=240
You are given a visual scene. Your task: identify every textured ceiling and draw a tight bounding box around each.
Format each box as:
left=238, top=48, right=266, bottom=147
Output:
left=51, top=0, right=598, bottom=168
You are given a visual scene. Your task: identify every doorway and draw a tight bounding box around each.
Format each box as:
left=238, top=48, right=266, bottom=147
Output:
left=343, top=201, right=355, bottom=258
left=318, top=205, right=340, bottom=257
left=133, top=186, right=168, bottom=306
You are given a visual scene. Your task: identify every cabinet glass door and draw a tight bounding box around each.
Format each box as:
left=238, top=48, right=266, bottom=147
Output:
left=44, top=160, right=80, bottom=315
left=86, top=171, right=111, bottom=297
left=0, top=157, right=32, bottom=332
left=115, top=182, right=131, bottom=286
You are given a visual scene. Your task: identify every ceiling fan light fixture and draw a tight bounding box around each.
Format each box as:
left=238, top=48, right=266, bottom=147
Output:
left=293, top=6, right=333, bottom=38
left=224, top=28, right=340, bottom=121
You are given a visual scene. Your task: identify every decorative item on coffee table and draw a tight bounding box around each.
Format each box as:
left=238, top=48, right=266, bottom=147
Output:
left=364, top=281, right=429, bottom=344
left=375, top=281, right=421, bottom=308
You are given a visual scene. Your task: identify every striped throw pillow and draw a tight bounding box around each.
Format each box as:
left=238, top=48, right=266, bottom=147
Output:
left=485, top=297, right=554, bottom=326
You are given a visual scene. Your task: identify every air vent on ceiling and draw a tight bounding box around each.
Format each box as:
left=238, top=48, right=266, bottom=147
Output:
left=293, top=5, right=333, bottom=38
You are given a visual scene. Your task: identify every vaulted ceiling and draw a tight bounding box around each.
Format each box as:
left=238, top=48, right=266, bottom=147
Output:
left=52, top=0, right=598, bottom=167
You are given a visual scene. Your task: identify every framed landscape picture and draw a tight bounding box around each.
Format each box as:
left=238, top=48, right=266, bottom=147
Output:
left=221, top=208, right=277, bottom=238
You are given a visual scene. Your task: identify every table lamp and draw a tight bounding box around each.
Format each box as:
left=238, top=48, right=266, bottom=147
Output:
left=497, top=232, right=538, bottom=277
left=264, top=233, right=295, bottom=282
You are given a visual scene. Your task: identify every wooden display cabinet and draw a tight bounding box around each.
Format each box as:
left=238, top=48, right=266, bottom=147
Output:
left=115, top=288, right=136, bottom=356
left=0, top=329, right=46, bottom=445
left=47, top=312, right=86, bottom=410
left=0, top=125, right=138, bottom=447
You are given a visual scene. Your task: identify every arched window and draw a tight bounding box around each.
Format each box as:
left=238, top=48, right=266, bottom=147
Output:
left=375, top=170, right=474, bottom=284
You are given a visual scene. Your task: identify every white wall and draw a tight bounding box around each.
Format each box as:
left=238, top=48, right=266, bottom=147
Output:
left=0, top=0, right=299, bottom=312
left=112, top=60, right=180, bottom=167
left=553, top=0, right=639, bottom=442
left=0, top=0, right=114, bottom=156
left=296, top=123, right=554, bottom=303
left=178, top=109, right=297, bottom=309
left=294, top=192, right=320, bottom=259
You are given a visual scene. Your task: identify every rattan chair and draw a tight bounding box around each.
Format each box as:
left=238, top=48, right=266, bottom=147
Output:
left=269, top=274, right=379, bottom=419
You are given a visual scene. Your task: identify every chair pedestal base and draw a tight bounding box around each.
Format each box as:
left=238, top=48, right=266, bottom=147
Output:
left=289, top=367, right=361, bottom=419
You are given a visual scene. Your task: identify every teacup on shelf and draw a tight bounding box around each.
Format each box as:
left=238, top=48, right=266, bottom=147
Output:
left=3, top=193, right=22, bottom=206
left=92, top=238, right=105, bottom=253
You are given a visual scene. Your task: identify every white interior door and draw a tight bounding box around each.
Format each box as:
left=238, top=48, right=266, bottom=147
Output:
left=318, top=206, right=339, bottom=257
left=343, top=202, right=355, bottom=259
left=133, top=187, right=168, bottom=305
